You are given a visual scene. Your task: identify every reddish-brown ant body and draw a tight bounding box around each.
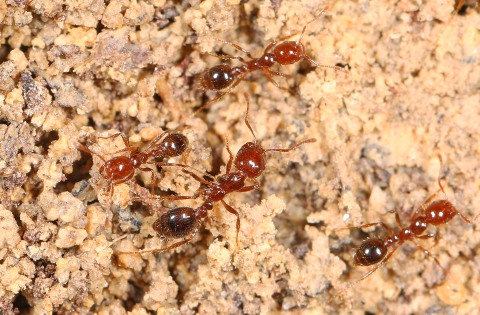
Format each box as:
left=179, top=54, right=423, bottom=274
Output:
left=194, top=6, right=349, bottom=114
left=328, top=156, right=480, bottom=303
left=123, top=95, right=316, bottom=254
left=78, top=130, right=190, bottom=199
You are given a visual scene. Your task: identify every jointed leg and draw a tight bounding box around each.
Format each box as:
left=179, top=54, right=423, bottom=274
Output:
left=122, top=233, right=197, bottom=254
left=242, top=93, right=258, bottom=142
left=238, top=184, right=258, bottom=192
left=207, top=36, right=254, bottom=59
left=412, top=239, right=448, bottom=276
left=138, top=167, right=157, bottom=196
left=330, top=221, right=395, bottom=237
left=263, top=69, right=297, bottom=96
left=183, top=169, right=213, bottom=186
left=384, top=210, right=404, bottom=229
left=221, top=200, right=241, bottom=251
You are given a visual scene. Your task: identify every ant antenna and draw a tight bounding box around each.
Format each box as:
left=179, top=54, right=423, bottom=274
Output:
left=298, top=6, right=330, bottom=42
left=264, top=138, right=317, bottom=153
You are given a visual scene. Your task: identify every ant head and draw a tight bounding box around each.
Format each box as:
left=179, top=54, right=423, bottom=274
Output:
left=153, top=207, right=197, bottom=239
left=273, top=41, right=305, bottom=65
left=202, top=64, right=235, bottom=90
left=353, top=238, right=387, bottom=266
left=234, top=142, right=266, bottom=178
left=159, top=133, right=189, bottom=158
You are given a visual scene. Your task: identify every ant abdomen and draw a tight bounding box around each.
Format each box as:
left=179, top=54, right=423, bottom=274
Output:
left=151, top=133, right=189, bottom=158
left=353, top=238, right=387, bottom=266
left=273, top=42, right=304, bottom=65
left=201, top=65, right=235, bottom=90
left=234, top=142, right=266, bottom=178
left=153, top=207, right=197, bottom=239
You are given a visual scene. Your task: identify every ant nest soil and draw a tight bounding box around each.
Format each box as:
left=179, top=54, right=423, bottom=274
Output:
left=1, top=0, right=480, bottom=314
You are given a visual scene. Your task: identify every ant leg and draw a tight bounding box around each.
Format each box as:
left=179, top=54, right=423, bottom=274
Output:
left=267, top=69, right=291, bottom=79
left=131, top=192, right=200, bottom=203
left=24, top=0, right=33, bottom=11
left=240, top=178, right=261, bottom=191
left=221, top=200, right=240, bottom=251
left=412, top=239, right=448, bottom=276
left=330, top=221, right=395, bottom=237
left=123, top=233, right=197, bottom=254
left=328, top=245, right=398, bottom=304
left=264, top=138, right=317, bottom=153
left=137, top=167, right=157, bottom=196
left=225, top=135, right=234, bottom=174
left=207, top=36, right=254, bottom=59
left=154, top=162, right=211, bottom=179
left=384, top=210, right=404, bottom=228
left=262, top=69, right=298, bottom=96
left=200, top=50, right=248, bottom=63
left=416, top=232, right=439, bottom=252
left=237, top=185, right=257, bottom=192
left=242, top=93, right=258, bottom=143
left=183, top=169, right=213, bottom=186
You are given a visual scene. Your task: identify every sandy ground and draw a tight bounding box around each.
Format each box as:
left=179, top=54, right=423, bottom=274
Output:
left=0, top=0, right=479, bottom=314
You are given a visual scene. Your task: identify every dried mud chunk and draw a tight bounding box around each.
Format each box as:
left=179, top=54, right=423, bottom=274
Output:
left=0, top=208, right=21, bottom=249
left=20, top=71, right=51, bottom=117
left=1, top=265, right=31, bottom=294
left=55, top=226, right=88, bottom=248
left=53, top=84, right=87, bottom=109
left=1, top=171, right=27, bottom=190
left=39, top=192, right=87, bottom=228
left=47, top=45, right=87, bottom=75
left=0, top=61, right=16, bottom=92
left=90, top=27, right=152, bottom=72
left=0, top=296, right=18, bottom=315
left=0, top=122, right=34, bottom=161
left=124, top=0, right=154, bottom=26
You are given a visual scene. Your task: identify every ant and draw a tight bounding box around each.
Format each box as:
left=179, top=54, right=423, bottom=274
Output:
left=193, top=5, right=349, bottom=115
left=77, top=129, right=191, bottom=201
left=328, top=155, right=480, bottom=303
left=122, top=94, right=316, bottom=254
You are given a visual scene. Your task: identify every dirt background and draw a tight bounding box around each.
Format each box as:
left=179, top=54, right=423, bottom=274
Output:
left=0, top=0, right=479, bottom=314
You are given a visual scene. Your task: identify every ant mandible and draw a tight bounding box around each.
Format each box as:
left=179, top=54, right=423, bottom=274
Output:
left=194, top=5, right=349, bottom=115
left=328, top=155, right=480, bottom=303
left=77, top=129, right=190, bottom=201
left=122, top=94, right=316, bottom=254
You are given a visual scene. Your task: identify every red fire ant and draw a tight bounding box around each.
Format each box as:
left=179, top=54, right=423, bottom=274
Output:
left=122, top=94, right=316, bottom=254
left=194, top=5, right=349, bottom=115
left=328, top=155, right=480, bottom=303
left=77, top=129, right=190, bottom=201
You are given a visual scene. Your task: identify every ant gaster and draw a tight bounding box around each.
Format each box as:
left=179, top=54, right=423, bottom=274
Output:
left=123, top=94, right=316, bottom=254
left=328, top=155, right=480, bottom=303
left=194, top=5, right=349, bottom=115
left=77, top=129, right=190, bottom=200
